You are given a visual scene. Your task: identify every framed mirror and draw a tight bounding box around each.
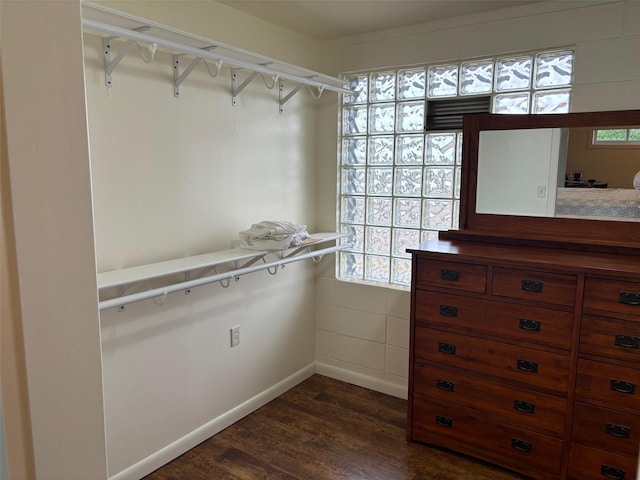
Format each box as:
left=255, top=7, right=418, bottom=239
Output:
left=449, top=109, right=640, bottom=250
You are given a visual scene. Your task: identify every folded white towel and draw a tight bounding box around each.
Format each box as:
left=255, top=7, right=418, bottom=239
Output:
left=239, top=221, right=310, bottom=250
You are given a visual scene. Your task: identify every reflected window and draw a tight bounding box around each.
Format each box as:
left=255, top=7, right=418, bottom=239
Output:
left=592, top=128, right=640, bottom=146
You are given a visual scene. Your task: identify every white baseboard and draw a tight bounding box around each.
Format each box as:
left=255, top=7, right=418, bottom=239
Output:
left=108, top=363, right=316, bottom=480
left=315, top=362, right=408, bottom=400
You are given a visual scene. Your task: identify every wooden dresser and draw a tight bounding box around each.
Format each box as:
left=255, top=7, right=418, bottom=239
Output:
left=408, top=239, right=640, bottom=480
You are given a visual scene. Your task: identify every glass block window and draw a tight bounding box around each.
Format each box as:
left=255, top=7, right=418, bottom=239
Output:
left=339, top=48, right=574, bottom=288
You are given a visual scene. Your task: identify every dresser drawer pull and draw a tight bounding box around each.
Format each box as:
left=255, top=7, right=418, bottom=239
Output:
left=439, top=305, right=458, bottom=317
left=619, top=291, right=640, bottom=306
left=614, top=334, right=640, bottom=349
left=513, top=400, right=536, bottom=414
left=440, top=269, right=460, bottom=282
left=435, top=414, right=453, bottom=427
left=511, top=438, right=532, bottom=452
left=521, top=279, right=543, bottom=293
left=610, top=379, right=636, bottom=394
left=438, top=343, right=456, bottom=355
left=516, top=359, right=538, bottom=373
left=436, top=379, right=455, bottom=392
left=601, top=465, right=626, bottom=480
left=605, top=423, right=631, bottom=438
left=518, top=318, right=541, bottom=332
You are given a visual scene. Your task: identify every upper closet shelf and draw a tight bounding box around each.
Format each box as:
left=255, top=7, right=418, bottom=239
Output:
left=81, top=2, right=352, bottom=111
left=97, top=232, right=349, bottom=311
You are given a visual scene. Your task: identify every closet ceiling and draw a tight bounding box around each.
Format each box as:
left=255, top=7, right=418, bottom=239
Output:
left=218, top=0, right=544, bottom=40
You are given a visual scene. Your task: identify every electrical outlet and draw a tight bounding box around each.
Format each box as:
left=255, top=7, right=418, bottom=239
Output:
left=536, top=185, right=547, bottom=198
left=230, top=326, right=240, bottom=347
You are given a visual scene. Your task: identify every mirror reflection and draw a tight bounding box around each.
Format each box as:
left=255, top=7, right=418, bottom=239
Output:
left=476, top=127, right=640, bottom=221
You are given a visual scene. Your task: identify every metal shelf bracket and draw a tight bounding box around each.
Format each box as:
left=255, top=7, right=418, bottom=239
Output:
left=103, top=26, right=155, bottom=87
left=173, top=47, right=221, bottom=97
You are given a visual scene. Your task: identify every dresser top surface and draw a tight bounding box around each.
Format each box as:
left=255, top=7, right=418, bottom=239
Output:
left=408, top=239, right=640, bottom=277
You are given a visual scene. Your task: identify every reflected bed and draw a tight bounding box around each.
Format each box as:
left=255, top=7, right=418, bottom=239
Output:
left=556, top=188, right=640, bottom=220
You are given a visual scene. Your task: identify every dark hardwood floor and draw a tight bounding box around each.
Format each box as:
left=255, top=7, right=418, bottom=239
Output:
left=143, top=374, right=527, bottom=479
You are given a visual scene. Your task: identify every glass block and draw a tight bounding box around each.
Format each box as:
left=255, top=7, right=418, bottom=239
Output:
left=454, top=166, right=462, bottom=199
left=342, top=138, right=366, bottom=165
left=341, top=167, right=366, bottom=194
left=343, top=74, right=368, bottom=104
left=364, top=255, right=390, bottom=283
left=460, top=60, right=494, bottom=95
left=392, top=228, right=420, bottom=257
left=397, top=68, right=426, bottom=100
left=495, top=56, right=532, bottom=91
left=453, top=200, right=460, bottom=229
left=368, top=136, right=394, bottom=165
left=367, top=197, right=392, bottom=226
left=533, top=89, right=570, bottom=114
left=425, top=133, right=456, bottom=165
left=340, top=252, right=363, bottom=279
left=370, top=71, right=396, bottom=102
left=420, top=230, right=439, bottom=243
left=535, top=51, right=573, bottom=89
left=367, top=167, right=393, bottom=196
left=493, top=92, right=530, bottom=114
left=424, top=167, right=454, bottom=198
left=396, top=101, right=425, bottom=132
left=396, top=135, right=424, bottom=165
left=456, top=133, right=463, bottom=165
left=394, top=198, right=421, bottom=228
left=342, top=105, right=367, bottom=135
left=341, top=196, right=365, bottom=224
left=427, top=65, right=458, bottom=98
left=394, top=167, right=423, bottom=197
left=630, top=129, right=640, bottom=141
left=341, top=224, right=364, bottom=252
left=391, top=258, right=412, bottom=286
left=369, top=104, right=395, bottom=133
left=422, top=199, right=453, bottom=229
left=365, top=226, right=391, bottom=255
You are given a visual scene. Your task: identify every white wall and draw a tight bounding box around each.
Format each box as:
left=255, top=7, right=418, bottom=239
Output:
left=477, top=128, right=560, bottom=217
left=83, top=2, right=326, bottom=478
left=1, top=2, right=107, bottom=479
left=314, top=0, right=640, bottom=398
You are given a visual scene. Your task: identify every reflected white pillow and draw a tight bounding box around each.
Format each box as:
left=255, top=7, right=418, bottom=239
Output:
left=634, top=171, right=640, bottom=189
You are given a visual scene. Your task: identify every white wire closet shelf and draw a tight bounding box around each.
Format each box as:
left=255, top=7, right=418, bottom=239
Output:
left=81, top=2, right=352, bottom=110
left=97, top=232, right=349, bottom=311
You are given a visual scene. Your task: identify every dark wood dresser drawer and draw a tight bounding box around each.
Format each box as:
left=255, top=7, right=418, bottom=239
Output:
left=415, top=290, right=574, bottom=350
left=413, top=363, right=566, bottom=435
left=412, top=395, right=563, bottom=480
left=571, top=401, right=640, bottom=457
left=415, top=258, right=486, bottom=293
left=584, top=277, right=640, bottom=316
left=568, top=443, right=638, bottom=480
left=580, top=315, right=640, bottom=363
left=575, top=358, right=640, bottom=411
left=492, top=267, right=576, bottom=306
left=414, top=327, right=570, bottom=393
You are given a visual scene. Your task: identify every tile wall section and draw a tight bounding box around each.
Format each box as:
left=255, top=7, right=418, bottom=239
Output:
left=315, top=273, right=410, bottom=399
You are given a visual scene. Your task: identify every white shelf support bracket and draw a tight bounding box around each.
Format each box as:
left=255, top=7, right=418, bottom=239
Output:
left=279, top=80, right=303, bottom=114
left=231, top=69, right=259, bottom=106
left=103, top=26, right=152, bottom=87
left=173, top=47, right=221, bottom=98
left=174, top=55, right=201, bottom=97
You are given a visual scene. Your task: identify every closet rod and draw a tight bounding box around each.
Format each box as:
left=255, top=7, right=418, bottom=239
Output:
left=82, top=18, right=352, bottom=95
left=99, top=242, right=350, bottom=311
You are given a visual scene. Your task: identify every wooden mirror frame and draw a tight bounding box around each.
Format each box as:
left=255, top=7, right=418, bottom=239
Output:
left=441, top=109, right=640, bottom=252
